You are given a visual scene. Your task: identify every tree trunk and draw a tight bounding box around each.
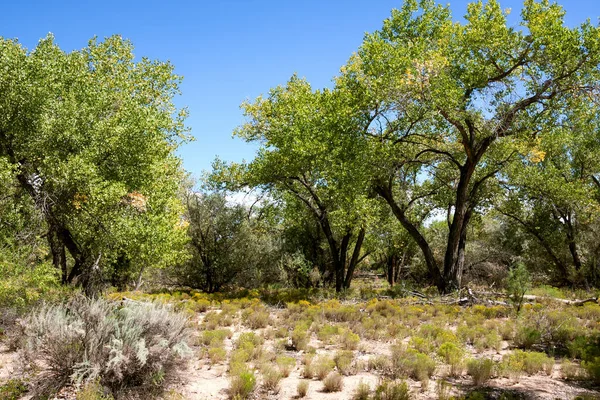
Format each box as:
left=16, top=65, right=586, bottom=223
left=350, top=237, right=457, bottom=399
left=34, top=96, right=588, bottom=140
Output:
left=441, top=164, right=475, bottom=294
left=375, top=183, right=444, bottom=291
left=386, top=254, right=397, bottom=286
left=343, top=227, right=366, bottom=289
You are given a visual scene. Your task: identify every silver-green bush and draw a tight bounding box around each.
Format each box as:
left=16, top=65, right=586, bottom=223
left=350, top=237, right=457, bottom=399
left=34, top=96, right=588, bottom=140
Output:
left=24, top=295, right=191, bottom=396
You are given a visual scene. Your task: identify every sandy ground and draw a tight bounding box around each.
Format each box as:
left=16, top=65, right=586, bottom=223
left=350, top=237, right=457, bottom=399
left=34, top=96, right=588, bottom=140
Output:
left=2, top=308, right=599, bottom=400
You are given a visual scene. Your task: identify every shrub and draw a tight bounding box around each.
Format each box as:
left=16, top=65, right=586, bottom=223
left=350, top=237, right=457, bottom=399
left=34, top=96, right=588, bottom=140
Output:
left=243, top=308, right=270, bottom=329
left=297, top=380, right=309, bottom=398
left=208, top=347, right=227, bottom=364
left=314, top=355, right=336, bottom=380
left=301, top=354, right=314, bottom=378
left=261, top=366, right=282, bottom=393
left=199, top=329, right=232, bottom=347
left=322, top=371, right=343, bottom=392
left=391, top=345, right=436, bottom=381
left=334, top=350, right=355, bottom=375
left=317, top=324, right=339, bottom=343
left=561, top=359, right=584, bottom=380
left=438, top=342, right=465, bottom=377
left=229, top=369, right=256, bottom=399
left=275, top=355, right=296, bottom=377
left=373, top=380, right=411, bottom=400
left=78, top=380, right=114, bottom=400
left=352, top=380, right=371, bottom=400
left=291, top=322, right=310, bottom=351
left=582, top=357, right=600, bottom=384
left=506, top=262, right=530, bottom=314
left=521, top=351, right=554, bottom=375
left=24, top=295, right=190, bottom=396
left=514, top=326, right=541, bottom=349
left=467, top=358, right=494, bottom=386
left=368, top=355, right=392, bottom=373
left=341, top=329, right=360, bottom=350
left=235, top=332, right=263, bottom=360
left=0, top=379, right=28, bottom=400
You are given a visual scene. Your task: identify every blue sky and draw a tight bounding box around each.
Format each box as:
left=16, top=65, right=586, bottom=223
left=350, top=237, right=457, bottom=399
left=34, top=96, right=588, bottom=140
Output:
left=1, top=0, right=599, bottom=177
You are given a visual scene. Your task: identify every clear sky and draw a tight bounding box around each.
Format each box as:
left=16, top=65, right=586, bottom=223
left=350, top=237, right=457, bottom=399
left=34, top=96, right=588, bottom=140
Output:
left=1, top=0, right=599, bottom=177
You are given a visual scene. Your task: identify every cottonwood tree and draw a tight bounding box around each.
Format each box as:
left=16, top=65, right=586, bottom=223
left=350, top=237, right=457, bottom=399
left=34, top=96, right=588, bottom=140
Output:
left=498, top=104, right=600, bottom=284
left=0, top=35, right=189, bottom=290
left=213, top=77, right=375, bottom=291
left=337, top=0, right=600, bottom=293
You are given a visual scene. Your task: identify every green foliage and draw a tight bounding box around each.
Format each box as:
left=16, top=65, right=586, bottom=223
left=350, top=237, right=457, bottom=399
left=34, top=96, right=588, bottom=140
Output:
left=373, top=380, right=411, bottom=400
left=334, top=350, right=355, bottom=375
left=228, top=367, right=256, bottom=400
left=391, top=345, right=436, bottom=381
left=297, top=380, right=309, bottom=398
left=0, top=34, right=189, bottom=292
left=352, top=380, right=371, bottom=400
left=582, top=357, right=600, bottom=384
left=467, top=358, right=495, bottom=386
left=0, top=379, right=28, bottom=400
left=438, top=342, right=465, bottom=377
left=172, top=190, right=280, bottom=293
left=507, top=263, right=531, bottom=313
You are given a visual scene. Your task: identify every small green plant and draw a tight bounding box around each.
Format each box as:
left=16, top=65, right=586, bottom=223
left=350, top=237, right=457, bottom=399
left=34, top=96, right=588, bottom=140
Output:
left=341, top=329, right=361, bottom=350
left=0, top=379, right=28, bottom=400
left=582, top=357, right=600, bottom=384
left=467, top=358, right=494, bottom=386
left=561, top=359, right=584, bottom=380
left=506, top=262, right=531, bottom=314
left=314, top=355, right=336, bottom=380
left=297, top=380, right=309, bottom=398
left=208, top=346, right=228, bottom=364
left=291, top=322, right=310, bottom=351
left=352, top=380, right=371, bottom=400
left=334, top=350, right=355, bottom=375
left=77, top=380, right=114, bottom=400
left=261, top=366, right=282, bottom=393
left=391, top=345, right=436, bottom=381
left=373, top=379, right=411, bottom=400
left=228, top=368, right=256, bottom=399
left=322, top=371, right=343, bottom=392
left=275, top=355, right=296, bottom=377
left=514, top=325, right=542, bottom=349
left=438, top=342, right=465, bottom=377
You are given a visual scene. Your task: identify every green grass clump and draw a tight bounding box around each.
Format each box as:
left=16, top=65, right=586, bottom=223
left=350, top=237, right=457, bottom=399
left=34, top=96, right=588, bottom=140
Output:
left=199, top=329, right=231, bottom=346
left=261, top=366, right=282, bottom=393
left=314, top=355, right=336, bottom=380
left=322, top=371, right=343, bottom=392
left=561, top=359, right=584, bottom=380
left=0, top=379, right=28, bottom=400
left=291, top=322, right=310, bottom=351
left=275, top=355, right=296, bottom=377
left=438, top=342, right=465, bottom=377
left=582, top=357, right=600, bottom=384
left=297, top=380, right=309, bottom=397
left=341, top=329, right=361, bottom=350
left=228, top=366, right=256, bottom=399
left=352, top=380, right=371, bottom=400
left=334, top=350, right=355, bottom=375
left=391, top=345, right=436, bottom=381
left=317, top=324, right=339, bottom=343
left=467, top=358, right=494, bottom=386
left=514, top=326, right=541, bottom=349
left=373, top=379, right=411, bottom=400
left=499, top=350, right=553, bottom=377
left=208, top=346, right=227, bottom=364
